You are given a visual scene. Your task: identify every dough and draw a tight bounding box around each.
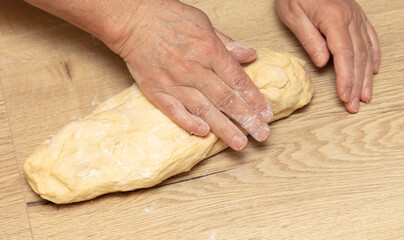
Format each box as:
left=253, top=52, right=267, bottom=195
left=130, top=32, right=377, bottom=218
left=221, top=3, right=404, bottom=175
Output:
left=24, top=49, right=314, bottom=204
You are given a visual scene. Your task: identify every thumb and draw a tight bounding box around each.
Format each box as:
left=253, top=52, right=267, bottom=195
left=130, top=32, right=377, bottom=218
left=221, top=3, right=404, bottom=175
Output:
left=215, top=29, right=257, bottom=63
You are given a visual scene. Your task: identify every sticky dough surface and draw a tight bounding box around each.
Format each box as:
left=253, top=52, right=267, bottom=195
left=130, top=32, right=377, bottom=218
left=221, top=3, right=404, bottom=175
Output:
left=24, top=49, right=314, bottom=204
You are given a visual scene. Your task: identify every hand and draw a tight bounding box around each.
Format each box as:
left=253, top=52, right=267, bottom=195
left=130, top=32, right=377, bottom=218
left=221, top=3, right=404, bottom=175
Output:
left=111, top=0, right=273, bottom=150
left=275, top=0, right=381, bottom=113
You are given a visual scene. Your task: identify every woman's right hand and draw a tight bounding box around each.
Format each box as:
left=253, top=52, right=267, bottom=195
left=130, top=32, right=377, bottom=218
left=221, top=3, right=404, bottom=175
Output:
left=110, top=0, right=273, bottom=150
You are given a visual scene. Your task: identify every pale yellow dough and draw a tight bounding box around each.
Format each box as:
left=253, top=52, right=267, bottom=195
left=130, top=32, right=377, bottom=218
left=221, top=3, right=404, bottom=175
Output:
left=24, top=49, right=314, bottom=204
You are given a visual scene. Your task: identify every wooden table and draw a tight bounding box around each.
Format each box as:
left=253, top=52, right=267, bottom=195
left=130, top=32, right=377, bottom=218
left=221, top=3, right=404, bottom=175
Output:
left=1, top=0, right=403, bottom=239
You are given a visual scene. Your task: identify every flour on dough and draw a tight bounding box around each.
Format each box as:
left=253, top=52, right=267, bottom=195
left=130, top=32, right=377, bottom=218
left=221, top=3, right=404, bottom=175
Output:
left=24, top=48, right=314, bottom=204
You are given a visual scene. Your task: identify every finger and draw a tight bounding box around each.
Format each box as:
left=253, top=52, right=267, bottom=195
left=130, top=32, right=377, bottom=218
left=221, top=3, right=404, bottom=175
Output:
left=210, top=47, right=273, bottom=123
left=360, top=23, right=374, bottom=103
left=214, top=29, right=257, bottom=63
left=365, top=21, right=381, bottom=73
left=189, top=70, right=271, bottom=142
left=275, top=5, right=329, bottom=67
left=323, top=23, right=355, bottom=105
left=343, top=23, right=368, bottom=113
left=155, top=93, right=211, bottom=136
left=126, top=64, right=211, bottom=136
left=174, top=86, right=249, bottom=151
left=142, top=89, right=212, bottom=137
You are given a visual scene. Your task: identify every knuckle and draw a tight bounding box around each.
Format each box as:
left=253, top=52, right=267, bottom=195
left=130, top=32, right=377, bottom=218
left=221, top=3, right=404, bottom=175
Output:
left=193, top=101, right=211, bottom=118
left=194, top=79, right=208, bottom=91
left=161, top=101, right=178, bottom=116
left=230, top=73, right=248, bottom=89
left=236, top=114, right=259, bottom=129
left=350, top=8, right=361, bottom=22
left=356, top=48, right=368, bottom=60
left=139, top=73, right=171, bottom=90
left=300, top=35, right=316, bottom=48
left=287, top=1, right=303, bottom=17
left=278, top=2, right=305, bottom=27
left=366, top=43, right=374, bottom=55
left=226, top=65, right=248, bottom=88
left=176, top=60, right=196, bottom=74
left=198, top=35, right=221, bottom=56
left=341, top=47, right=354, bottom=58
left=216, top=90, right=237, bottom=110
left=189, top=6, right=210, bottom=21
left=366, top=45, right=374, bottom=60
left=327, top=4, right=348, bottom=20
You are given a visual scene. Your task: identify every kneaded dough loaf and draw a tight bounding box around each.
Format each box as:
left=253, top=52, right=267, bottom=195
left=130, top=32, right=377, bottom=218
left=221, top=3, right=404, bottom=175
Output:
left=24, top=48, right=314, bottom=204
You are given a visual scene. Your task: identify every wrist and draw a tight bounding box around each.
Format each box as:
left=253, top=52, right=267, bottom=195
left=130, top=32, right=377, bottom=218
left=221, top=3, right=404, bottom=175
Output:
left=95, top=0, right=146, bottom=55
left=24, top=0, right=145, bottom=55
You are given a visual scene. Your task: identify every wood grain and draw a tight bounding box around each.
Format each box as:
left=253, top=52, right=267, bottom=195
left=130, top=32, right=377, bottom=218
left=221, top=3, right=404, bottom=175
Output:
left=0, top=0, right=403, bottom=239
left=0, top=0, right=134, bottom=203
left=0, top=83, right=32, bottom=239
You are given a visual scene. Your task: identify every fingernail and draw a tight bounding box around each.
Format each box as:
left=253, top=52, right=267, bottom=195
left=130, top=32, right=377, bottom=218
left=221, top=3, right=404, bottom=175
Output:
left=255, top=125, right=270, bottom=142
left=249, top=48, right=258, bottom=62
left=350, top=98, right=360, bottom=113
left=226, top=41, right=257, bottom=63
left=342, top=89, right=351, bottom=103
left=364, top=87, right=372, bottom=103
left=313, top=52, right=325, bottom=66
left=258, top=99, right=273, bottom=122
left=232, top=135, right=247, bottom=151
left=226, top=41, right=252, bottom=51
left=259, top=110, right=273, bottom=123
left=197, top=124, right=209, bottom=135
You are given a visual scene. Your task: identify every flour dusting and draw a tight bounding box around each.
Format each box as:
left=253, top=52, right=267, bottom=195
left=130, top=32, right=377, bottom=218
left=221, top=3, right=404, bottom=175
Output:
left=143, top=203, right=156, bottom=213
left=209, top=231, right=217, bottom=240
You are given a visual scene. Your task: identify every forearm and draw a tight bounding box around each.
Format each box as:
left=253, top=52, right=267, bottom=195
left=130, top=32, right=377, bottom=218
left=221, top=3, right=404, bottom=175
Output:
left=24, top=0, right=143, bottom=52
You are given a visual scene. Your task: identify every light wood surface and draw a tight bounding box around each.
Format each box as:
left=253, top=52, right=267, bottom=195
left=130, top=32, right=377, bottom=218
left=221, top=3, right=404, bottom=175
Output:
left=0, top=0, right=403, bottom=239
left=0, top=82, right=32, bottom=239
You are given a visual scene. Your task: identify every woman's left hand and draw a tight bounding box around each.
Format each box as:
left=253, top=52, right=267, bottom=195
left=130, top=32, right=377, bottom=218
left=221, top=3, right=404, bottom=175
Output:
left=275, top=0, right=381, bottom=113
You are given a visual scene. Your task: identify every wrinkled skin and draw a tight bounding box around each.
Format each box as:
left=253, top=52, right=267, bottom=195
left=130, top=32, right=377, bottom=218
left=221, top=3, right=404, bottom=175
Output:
left=275, top=0, right=381, bottom=112
left=112, top=0, right=273, bottom=151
